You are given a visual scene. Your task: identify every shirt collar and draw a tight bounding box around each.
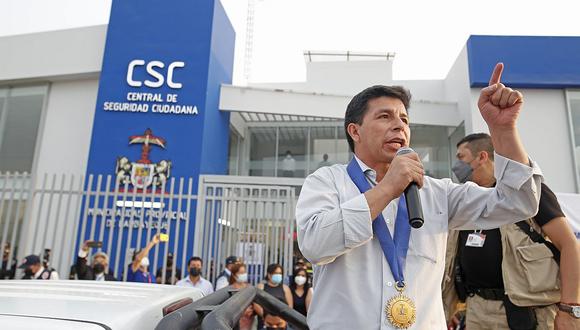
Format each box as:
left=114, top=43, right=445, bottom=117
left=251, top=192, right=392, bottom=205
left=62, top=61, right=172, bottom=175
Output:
left=187, top=276, right=203, bottom=285
left=354, top=155, right=377, bottom=183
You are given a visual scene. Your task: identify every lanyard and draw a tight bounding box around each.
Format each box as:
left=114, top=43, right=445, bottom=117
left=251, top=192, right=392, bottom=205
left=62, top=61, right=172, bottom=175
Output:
left=347, top=159, right=411, bottom=287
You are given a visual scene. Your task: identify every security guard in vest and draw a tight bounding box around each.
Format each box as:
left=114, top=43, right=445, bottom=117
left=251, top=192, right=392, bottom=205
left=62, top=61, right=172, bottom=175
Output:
left=443, top=133, right=580, bottom=330
left=215, top=255, right=239, bottom=290
left=19, top=254, right=60, bottom=280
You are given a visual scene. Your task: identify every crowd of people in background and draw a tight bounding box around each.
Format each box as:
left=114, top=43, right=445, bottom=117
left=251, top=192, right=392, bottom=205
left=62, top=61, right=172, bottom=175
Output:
left=3, top=231, right=314, bottom=330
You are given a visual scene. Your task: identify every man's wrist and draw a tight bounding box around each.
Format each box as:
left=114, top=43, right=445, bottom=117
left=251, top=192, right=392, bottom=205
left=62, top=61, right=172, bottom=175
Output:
left=78, top=249, right=88, bottom=258
left=376, top=183, right=396, bottom=204
left=558, top=302, right=580, bottom=318
left=489, top=128, right=529, bottom=166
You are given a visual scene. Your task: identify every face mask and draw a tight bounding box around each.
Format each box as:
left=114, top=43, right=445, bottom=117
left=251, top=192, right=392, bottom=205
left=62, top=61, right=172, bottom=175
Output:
left=236, top=273, right=248, bottom=283
left=451, top=160, right=473, bottom=183
left=271, top=274, right=283, bottom=285
left=189, top=267, right=201, bottom=277
left=93, top=263, right=105, bottom=274
left=140, top=257, right=150, bottom=268
left=294, top=275, right=307, bottom=286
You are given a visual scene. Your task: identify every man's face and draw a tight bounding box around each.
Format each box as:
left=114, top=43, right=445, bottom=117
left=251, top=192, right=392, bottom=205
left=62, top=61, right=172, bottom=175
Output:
left=28, top=263, right=41, bottom=274
left=93, top=255, right=107, bottom=268
left=189, top=260, right=202, bottom=273
left=351, top=96, right=410, bottom=163
left=456, top=143, right=489, bottom=185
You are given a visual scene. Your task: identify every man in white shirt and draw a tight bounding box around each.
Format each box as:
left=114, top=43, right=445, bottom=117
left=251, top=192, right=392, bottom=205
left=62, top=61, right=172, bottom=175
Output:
left=18, top=254, right=59, bottom=280
left=281, top=150, right=296, bottom=177
left=176, top=257, right=214, bottom=296
left=296, top=63, right=543, bottom=329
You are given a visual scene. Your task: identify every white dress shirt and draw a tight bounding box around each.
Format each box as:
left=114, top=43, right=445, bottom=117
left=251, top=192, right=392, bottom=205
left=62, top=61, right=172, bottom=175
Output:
left=176, top=276, right=215, bottom=296
left=296, top=153, right=542, bottom=329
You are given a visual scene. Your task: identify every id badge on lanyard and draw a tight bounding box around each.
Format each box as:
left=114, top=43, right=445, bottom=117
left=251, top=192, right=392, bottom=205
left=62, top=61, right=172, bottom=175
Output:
left=466, top=230, right=486, bottom=247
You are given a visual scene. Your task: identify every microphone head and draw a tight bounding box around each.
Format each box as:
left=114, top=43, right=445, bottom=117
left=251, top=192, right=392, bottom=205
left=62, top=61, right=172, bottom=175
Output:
left=410, top=218, right=424, bottom=229
left=396, top=147, right=414, bottom=156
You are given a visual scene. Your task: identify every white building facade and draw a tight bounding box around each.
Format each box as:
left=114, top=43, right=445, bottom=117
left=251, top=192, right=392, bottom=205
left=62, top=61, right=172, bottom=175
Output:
left=1, top=24, right=579, bottom=279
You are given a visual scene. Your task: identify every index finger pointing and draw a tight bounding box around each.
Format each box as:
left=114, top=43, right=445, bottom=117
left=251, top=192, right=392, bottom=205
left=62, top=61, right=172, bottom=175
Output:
left=488, top=62, right=504, bottom=86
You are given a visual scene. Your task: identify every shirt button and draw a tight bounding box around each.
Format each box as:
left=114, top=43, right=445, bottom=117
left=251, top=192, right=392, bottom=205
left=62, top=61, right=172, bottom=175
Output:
left=386, top=219, right=391, bottom=224
left=387, top=281, right=393, bottom=287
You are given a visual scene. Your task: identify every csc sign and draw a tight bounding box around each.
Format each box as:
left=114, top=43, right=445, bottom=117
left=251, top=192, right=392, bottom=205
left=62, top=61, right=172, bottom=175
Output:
left=126, top=60, right=186, bottom=89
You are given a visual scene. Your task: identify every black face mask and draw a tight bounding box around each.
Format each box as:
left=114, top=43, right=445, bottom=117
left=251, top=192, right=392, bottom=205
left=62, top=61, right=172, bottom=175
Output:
left=93, top=263, right=105, bottom=274
left=189, top=267, right=201, bottom=277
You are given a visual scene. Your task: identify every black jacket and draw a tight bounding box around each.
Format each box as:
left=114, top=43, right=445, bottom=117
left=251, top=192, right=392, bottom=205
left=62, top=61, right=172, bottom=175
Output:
left=75, top=256, right=117, bottom=281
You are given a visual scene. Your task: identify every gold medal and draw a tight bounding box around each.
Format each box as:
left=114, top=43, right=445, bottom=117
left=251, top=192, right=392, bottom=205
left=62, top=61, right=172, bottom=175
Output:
left=385, top=282, right=416, bottom=329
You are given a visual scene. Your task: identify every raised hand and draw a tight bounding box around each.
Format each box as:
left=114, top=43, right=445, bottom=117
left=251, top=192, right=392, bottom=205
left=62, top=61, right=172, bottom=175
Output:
left=478, top=63, right=524, bottom=131
left=82, top=240, right=93, bottom=252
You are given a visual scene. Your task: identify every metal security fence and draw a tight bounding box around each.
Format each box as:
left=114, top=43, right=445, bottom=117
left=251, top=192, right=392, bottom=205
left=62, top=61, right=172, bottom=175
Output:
left=195, top=175, right=299, bottom=286
left=0, top=172, right=31, bottom=279
left=0, top=172, right=301, bottom=284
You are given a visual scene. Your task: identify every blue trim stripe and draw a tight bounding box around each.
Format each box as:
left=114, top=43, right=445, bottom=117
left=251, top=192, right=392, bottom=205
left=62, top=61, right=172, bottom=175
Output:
left=467, top=35, right=580, bottom=89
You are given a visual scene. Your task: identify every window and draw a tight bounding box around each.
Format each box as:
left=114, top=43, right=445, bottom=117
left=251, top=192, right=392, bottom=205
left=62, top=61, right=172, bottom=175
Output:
left=309, top=126, right=351, bottom=174
left=0, top=85, right=47, bottom=172
left=409, top=124, right=453, bottom=179
left=566, top=91, right=580, bottom=191
left=249, top=127, right=277, bottom=177
left=240, top=123, right=457, bottom=179
left=277, top=127, right=307, bottom=178
left=228, top=128, right=242, bottom=175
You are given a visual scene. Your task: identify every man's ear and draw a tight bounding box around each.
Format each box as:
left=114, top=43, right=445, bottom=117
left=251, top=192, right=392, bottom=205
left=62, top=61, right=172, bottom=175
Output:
left=347, top=123, right=361, bottom=145
left=478, top=151, right=489, bottom=163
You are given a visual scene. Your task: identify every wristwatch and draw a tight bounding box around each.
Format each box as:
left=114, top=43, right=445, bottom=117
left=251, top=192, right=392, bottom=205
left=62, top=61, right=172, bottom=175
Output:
left=558, top=303, right=580, bottom=318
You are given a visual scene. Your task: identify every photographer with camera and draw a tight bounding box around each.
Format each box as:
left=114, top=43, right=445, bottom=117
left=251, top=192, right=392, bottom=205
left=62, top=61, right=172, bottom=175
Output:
left=76, top=240, right=117, bottom=281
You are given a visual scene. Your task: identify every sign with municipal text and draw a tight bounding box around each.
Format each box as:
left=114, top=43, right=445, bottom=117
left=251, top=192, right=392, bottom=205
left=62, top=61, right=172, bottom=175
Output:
left=81, top=0, right=235, bottom=278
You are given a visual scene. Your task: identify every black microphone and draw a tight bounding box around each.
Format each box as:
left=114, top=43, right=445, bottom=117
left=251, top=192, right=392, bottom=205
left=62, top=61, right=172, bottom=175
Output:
left=396, top=147, right=424, bottom=229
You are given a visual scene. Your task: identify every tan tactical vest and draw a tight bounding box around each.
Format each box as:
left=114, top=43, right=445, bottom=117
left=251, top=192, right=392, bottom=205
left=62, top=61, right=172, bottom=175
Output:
left=442, top=219, right=560, bottom=320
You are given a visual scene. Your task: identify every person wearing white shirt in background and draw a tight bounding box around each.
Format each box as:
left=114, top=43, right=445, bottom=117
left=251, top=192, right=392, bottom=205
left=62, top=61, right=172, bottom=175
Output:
left=176, top=257, right=214, bottom=296
left=296, top=63, right=544, bottom=329
left=282, top=150, right=296, bottom=177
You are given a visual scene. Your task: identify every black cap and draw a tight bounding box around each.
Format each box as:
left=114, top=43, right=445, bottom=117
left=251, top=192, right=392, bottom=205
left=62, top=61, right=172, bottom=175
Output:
left=225, top=256, right=239, bottom=265
left=18, top=255, right=40, bottom=268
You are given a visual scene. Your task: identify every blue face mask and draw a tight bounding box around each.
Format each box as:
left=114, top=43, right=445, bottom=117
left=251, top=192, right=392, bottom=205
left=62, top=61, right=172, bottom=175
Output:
left=271, top=274, right=283, bottom=285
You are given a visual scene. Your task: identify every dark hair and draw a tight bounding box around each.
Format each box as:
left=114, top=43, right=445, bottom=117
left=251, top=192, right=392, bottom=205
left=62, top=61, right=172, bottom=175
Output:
left=266, top=263, right=283, bottom=276
left=289, top=267, right=310, bottom=292
left=188, top=256, right=203, bottom=267
left=228, top=262, right=247, bottom=285
left=344, top=85, right=412, bottom=153
left=456, top=133, right=494, bottom=161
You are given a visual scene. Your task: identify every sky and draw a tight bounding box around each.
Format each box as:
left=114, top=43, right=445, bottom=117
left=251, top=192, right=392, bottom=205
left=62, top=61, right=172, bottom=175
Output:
left=2, top=0, right=580, bottom=84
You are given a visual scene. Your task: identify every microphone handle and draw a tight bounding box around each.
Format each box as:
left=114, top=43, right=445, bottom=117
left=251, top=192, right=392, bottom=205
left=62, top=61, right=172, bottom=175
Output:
left=404, top=183, right=424, bottom=229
